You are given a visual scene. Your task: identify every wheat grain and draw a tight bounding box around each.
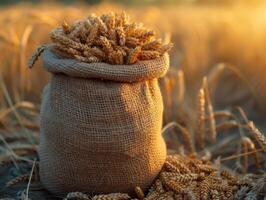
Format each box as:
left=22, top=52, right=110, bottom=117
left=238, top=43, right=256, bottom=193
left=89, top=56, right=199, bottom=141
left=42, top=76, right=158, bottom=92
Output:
left=65, top=192, right=89, bottom=200
left=92, top=193, right=130, bottom=200
left=161, top=172, right=198, bottom=183
left=125, top=36, right=140, bottom=48
left=210, top=190, right=219, bottom=200
left=109, top=50, right=124, bottom=65
left=85, top=47, right=105, bottom=59
left=153, top=179, right=165, bottom=194
left=161, top=179, right=185, bottom=194
left=142, top=39, right=162, bottom=50
left=157, top=43, right=173, bottom=55
left=120, top=11, right=129, bottom=27
left=99, top=36, right=113, bottom=56
left=135, top=186, right=145, bottom=199
left=184, top=189, right=197, bottom=200
left=74, top=55, right=100, bottom=63
left=139, top=50, right=160, bottom=60
left=54, top=44, right=81, bottom=56
left=137, top=30, right=155, bottom=43
left=220, top=170, right=238, bottom=182
left=144, top=189, right=159, bottom=200
left=210, top=183, right=230, bottom=192
left=62, top=21, right=70, bottom=34
left=84, top=19, right=92, bottom=29
left=173, top=193, right=183, bottom=200
left=104, top=12, right=115, bottom=31
left=124, top=22, right=138, bottom=36
left=200, top=179, right=210, bottom=199
left=198, top=164, right=216, bottom=173
left=166, top=157, right=191, bottom=173
left=127, top=46, right=141, bottom=64
left=156, top=191, right=174, bottom=200
left=68, top=22, right=83, bottom=42
left=86, top=25, right=98, bottom=45
left=116, top=27, right=126, bottom=46
left=78, top=25, right=88, bottom=44
left=50, top=31, right=89, bottom=51
left=164, top=161, right=181, bottom=173
left=95, top=17, right=108, bottom=36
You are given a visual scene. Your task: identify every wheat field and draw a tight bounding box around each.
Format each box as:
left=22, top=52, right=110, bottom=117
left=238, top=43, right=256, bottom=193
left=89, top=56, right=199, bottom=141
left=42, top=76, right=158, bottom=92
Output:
left=0, top=2, right=265, bottom=200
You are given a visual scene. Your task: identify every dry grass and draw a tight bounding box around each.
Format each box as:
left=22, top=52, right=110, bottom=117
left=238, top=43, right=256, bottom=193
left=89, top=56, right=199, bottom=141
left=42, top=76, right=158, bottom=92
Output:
left=0, top=2, right=266, bottom=200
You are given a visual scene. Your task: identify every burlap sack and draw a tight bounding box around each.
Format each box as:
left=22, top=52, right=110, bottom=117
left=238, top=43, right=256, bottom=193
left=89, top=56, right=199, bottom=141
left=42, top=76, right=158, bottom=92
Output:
left=39, top=49, right=169, bottom=196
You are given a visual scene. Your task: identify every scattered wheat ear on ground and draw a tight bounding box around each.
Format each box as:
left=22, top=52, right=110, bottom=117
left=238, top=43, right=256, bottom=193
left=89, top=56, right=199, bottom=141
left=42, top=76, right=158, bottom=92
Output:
left=62, top=154, right=264, bottom=200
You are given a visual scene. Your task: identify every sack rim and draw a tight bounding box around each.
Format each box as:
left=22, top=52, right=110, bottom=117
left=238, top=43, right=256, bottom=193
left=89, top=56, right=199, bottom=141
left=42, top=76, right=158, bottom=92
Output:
left=42, top=49, right=169, bottom=82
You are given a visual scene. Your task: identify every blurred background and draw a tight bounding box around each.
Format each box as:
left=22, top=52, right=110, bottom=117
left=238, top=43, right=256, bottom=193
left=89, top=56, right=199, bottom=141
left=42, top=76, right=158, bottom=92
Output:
left=0, top=0, right=264, bottom=5
left=0, top=0, right=266, bottom=132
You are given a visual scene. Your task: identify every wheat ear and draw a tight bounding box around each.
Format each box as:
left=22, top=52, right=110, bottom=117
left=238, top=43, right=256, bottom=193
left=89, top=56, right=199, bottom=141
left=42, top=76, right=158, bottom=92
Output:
left=243, top=136, right=260, bottom=169
left=195, top=88, right=206, bottom=151
left=92, top=193, right=130, bottom=200
left=64, top=192, right=89, bottom=200
left=175, top=123, right=195, bottom=155
left=215, top=120, right=239, bottom=132
left=240, top=137, right=249, bottom=172
left=135, top=186, right=145, bottom=199
left=176, top=70, right=185, bottom=104
left=127, top=46, right=141, bottom=64
left=203, top=77, right=217, bottom=144
left=62, top=21, right=71, bottom=34
left=247, top=121, right=266, bottom=149
left=28, top=45, right=46, bottom=68
left=6, top=174, right=30, bottom=187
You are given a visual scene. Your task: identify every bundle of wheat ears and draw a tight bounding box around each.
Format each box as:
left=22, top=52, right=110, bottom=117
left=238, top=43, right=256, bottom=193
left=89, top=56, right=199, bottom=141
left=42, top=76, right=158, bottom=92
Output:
left=62, top=155, right=265, bottom=200
left=29, top=12, right=173, bottom=67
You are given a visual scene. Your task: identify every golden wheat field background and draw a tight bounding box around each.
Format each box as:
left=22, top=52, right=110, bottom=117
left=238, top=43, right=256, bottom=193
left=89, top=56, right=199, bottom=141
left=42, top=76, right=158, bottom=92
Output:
left=0, top=2, right=265, bottom=200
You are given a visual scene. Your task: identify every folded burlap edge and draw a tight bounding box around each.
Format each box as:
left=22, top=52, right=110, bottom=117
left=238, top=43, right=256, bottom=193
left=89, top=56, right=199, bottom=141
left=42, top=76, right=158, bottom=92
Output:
left=42, top=49, right=169, bottom=83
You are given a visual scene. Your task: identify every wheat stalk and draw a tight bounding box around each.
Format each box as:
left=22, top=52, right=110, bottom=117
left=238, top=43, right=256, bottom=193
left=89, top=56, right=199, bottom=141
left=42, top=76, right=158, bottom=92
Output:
left=24, top=159, right=36, bottom=200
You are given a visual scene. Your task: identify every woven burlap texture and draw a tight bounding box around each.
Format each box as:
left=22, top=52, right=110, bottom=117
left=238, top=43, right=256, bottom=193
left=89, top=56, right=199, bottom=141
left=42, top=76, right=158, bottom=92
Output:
left=39, top=49, right=169, bottom=196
